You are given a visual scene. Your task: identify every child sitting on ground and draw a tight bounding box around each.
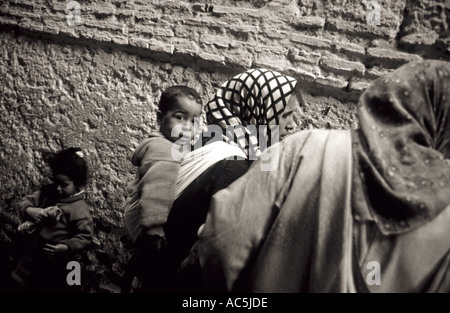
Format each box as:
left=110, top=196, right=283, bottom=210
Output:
left=11, top=147, right=93, bottom=292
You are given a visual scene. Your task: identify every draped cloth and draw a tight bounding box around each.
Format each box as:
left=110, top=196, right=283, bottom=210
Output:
left=197, top=60, right=450, bottom=293
left=353, top=60, right=450, bottom=233
left=351, top=60, right=450, bottom=292
left=175, top=141, right=247, bottom=199
left=206, top=68, right=297, bottom=158
left=198, top=130, right=357, bottom=292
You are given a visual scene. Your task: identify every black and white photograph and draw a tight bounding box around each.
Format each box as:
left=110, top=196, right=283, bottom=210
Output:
left=0, top=0, right=448, bottom=307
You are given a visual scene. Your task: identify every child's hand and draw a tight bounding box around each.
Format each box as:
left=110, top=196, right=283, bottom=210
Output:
left=43, top=243, right=69, bottom=257
left=25, top=207, right=48, bottom=223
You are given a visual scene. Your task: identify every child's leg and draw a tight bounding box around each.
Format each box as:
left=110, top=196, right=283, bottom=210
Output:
left=37, top=240, right=88, bottom=293
left=10, top=234, right=39, bottom=287
left=10, top=261, right=29, bottom=287
left=28, top=239, right=77, bottom=293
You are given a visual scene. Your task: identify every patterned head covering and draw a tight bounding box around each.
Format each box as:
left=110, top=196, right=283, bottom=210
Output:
left=206, top=68, right=297, bottom=157
left=353, top=60, right=450, bottom=234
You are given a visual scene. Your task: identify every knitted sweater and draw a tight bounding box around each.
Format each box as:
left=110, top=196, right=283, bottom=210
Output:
left=18, top=190, right=93, bottom=251
left=124, top=131, right=181, bottom=241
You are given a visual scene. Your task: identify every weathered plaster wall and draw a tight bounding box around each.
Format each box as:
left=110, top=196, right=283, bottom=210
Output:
left=0, top=0, right=448, bottom=292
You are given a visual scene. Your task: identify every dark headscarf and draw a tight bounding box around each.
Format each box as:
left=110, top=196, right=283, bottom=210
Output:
left=352, top=60, right=450, bottom=234
left=206, top=68, right=297, bottom=157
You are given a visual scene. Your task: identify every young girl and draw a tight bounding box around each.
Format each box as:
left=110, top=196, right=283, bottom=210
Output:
left=11, top=147, right=93, bottom=292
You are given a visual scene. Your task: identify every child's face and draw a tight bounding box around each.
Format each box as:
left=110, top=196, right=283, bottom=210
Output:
left=54, top=174, right=78, bottom=198
left=160, top=96, right=203, bottom=143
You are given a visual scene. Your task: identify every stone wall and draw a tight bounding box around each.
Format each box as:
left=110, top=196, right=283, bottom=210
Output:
left=0, top=0, right=448, bottom=292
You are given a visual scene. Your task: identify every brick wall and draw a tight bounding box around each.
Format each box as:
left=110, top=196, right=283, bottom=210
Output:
left=0, top=0, right=448, bottom=292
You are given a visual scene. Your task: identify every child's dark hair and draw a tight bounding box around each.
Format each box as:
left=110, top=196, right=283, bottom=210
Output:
left=158, top=85, right=202, bottom=115
left=48, top=147, right=88, bottom=188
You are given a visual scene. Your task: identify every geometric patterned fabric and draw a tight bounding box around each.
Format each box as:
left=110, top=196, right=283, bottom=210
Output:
left=206, top=68, right=297, bottom=157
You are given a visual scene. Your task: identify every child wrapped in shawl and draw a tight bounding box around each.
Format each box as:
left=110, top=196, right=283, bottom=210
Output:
left=123, top=85, right=247, bottom=292
left=163, top=68, right=303, bottom=291
left=198, top=60, right=450, bottom=293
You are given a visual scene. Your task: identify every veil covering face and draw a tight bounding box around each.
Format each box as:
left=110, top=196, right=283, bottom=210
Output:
left=353, top=60, right=450, bottom=234
left=206, top=68, right=297, bottom=157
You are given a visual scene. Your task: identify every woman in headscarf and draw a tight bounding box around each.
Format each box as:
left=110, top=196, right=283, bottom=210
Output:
left=206, top=68, right=299, bottom=158
left=163, top=68, right=302, bottom=291
left=197, top=60, right=450, bottom=293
